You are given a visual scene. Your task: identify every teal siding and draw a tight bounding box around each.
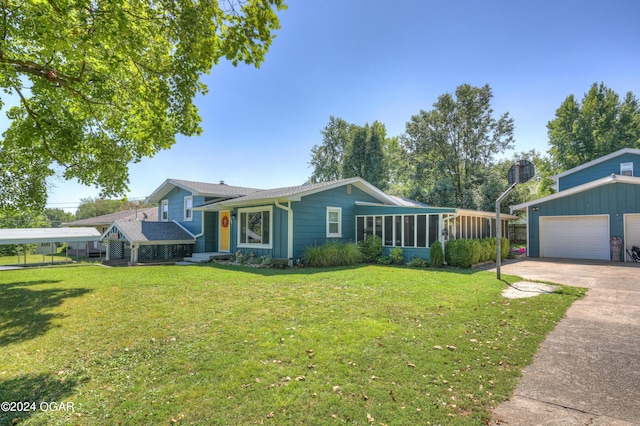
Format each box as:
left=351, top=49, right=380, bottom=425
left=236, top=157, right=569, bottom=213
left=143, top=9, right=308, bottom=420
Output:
left=229, top=205, right=288, bottom=260
left=291, top=186, right=380, bottom=260
left=527, top=183, right=640, bottom=257
left=559, top=153, right=640, bottom=191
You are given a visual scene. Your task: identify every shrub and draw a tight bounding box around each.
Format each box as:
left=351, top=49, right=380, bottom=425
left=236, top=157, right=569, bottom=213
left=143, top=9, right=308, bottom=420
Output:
left=408, top=257, right=429, bottom=268
left=302, top=242, right=362, bottom=267
left=445, top=237, right=511, bottom=268
left=376, top=256, right=392, bottom=265
left=389, top=247, right=404, bottom=265
left=358, top=235, right=384, bottom=263
left=430, top=240, right=444, bottom=267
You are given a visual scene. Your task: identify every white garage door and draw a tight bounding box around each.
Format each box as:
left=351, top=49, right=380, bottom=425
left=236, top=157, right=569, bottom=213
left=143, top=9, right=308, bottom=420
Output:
left=540, top=216, right=610, bottom=260
left=625, top=214, right=640, bottom=260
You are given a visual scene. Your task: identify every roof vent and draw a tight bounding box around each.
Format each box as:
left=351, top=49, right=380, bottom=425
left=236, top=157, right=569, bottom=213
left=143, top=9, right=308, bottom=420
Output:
left=219, top=180, right=225, bottom=185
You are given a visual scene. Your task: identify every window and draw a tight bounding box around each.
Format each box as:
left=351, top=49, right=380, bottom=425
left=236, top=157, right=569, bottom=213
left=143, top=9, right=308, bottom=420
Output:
left=184, top=196, right=193, bottom=221
left=621, top=162, right=634, bottom=176
left=327, top=207, right=342, bottom=237
left=161, top=200, right=169, bottom=221
left=238, top=206, right=272, bottom=248
left=357, top=214, right=442, bottom=248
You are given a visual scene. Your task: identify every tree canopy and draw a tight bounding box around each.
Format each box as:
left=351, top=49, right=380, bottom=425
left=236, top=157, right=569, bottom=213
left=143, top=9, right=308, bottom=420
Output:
left=401, top=83, right=514, bottom=208
left=75, top=197, right=151, bottom=220
left=547, top=82, right=640, bottom=170
left=309, top=117, right=390, bottom=190
left=0, top=0, right=286, bottom=212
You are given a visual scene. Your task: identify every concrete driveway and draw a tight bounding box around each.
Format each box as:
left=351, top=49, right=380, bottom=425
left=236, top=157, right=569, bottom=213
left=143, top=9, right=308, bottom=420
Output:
left=489, top=258, right=640, bottom=425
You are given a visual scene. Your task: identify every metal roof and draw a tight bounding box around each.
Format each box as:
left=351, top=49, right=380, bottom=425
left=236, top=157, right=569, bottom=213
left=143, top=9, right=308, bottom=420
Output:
left=0, top=227, right=102, bottom=245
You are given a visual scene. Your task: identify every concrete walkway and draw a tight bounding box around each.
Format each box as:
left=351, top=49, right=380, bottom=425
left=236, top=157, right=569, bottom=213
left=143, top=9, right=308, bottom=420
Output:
left=489, top=259, right=640, bottom=425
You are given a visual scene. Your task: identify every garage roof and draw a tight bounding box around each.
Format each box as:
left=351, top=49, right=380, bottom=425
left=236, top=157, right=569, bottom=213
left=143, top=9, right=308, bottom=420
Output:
left=0, top=227, right=102, bottom=245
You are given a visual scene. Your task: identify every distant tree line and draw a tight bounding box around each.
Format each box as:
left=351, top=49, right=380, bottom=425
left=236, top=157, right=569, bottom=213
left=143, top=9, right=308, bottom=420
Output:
left=309, top=82, right=640, bottom=213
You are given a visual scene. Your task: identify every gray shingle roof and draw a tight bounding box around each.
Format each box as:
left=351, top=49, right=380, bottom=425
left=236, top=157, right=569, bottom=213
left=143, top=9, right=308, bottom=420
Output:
left=170, top=179, right=262, bottom=197
left=225, top=180, right=349, bottom=203
left=106, top=221, right=195, bottom=244
left=66, top=207, right=158, bottom=227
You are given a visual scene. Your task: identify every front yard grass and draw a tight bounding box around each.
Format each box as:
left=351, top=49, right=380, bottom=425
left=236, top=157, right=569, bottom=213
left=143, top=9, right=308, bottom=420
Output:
left=0, top=264, right=585, bottom=425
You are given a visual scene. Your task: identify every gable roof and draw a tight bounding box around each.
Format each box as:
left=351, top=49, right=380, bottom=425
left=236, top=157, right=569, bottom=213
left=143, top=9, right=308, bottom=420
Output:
left=195, top=177, right=400, bottom=210
left=101, top=221, right=196, bottom=245
left=146, top=178, right=262, bottom=204
left=552, top=148, right=640, bottom=181
left=65, top=207, right=158, bottom=227
left=511, top=173, right=640, bottom=212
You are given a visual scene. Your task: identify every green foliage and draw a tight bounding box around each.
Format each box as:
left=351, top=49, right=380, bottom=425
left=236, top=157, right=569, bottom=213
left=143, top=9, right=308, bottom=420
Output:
left=302, top=242, right=362, bottom=267
left=407, top=257, right=429, bottom=268
left=389, top=247, right=404, bottom=265
left=429, top=240, right=444, bottom=267
left=0, top=0, right=286, bottom=211
left=309, top=117, right=390, bottom=190
left=445, top=238, right=509, bottom=268
left=44, top=208, right=75, bottom=227
left=358, top=235, right=384, bottom=263
left=401, top=84, right=514, bottom=208
left=75, top=197, right=152, bottom=220
left=548, top=82, right=640, bottom=170
left=343, top=121, right=387, bottom=189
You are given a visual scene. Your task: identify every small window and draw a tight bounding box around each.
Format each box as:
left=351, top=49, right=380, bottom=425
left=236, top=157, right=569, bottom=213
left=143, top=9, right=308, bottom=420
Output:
left=161, top=200, right=169, bottom=221
left=184, top=196, right=193, bottom=221
left=327, top=207, right=342, bottom=237
left=621, top=162, right=634, bottom=176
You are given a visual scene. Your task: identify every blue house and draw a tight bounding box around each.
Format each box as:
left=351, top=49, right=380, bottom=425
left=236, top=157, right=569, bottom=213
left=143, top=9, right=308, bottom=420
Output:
left=102, top=177, right=514, bottom=264
left=511, top=148, right=640, bottom=261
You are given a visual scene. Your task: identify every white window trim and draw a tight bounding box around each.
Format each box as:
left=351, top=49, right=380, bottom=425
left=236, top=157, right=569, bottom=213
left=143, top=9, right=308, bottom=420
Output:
left=326, top=206, right=342, bottom=238
left=161, top=200, right=169, bottom=222
left=621, top=162, right=634, bottom=176
left=237, top=205, right=273, bottom=249
left=184, top=196, right=193, bottom=221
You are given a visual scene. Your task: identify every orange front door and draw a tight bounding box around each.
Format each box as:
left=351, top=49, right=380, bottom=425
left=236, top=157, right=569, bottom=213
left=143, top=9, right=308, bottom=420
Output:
left=219, top=211, right=231, bottom=252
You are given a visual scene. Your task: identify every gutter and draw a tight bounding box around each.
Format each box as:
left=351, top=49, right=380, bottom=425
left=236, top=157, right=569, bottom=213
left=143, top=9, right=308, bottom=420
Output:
left=274, top=200, right=294, bottom=266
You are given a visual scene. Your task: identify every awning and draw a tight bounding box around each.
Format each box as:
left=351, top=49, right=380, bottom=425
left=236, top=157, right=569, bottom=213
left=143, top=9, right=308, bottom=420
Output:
left=0, top=227, right=102, bottom=245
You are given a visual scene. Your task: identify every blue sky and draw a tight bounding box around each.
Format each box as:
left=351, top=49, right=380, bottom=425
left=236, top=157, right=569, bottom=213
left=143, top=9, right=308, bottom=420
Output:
left=20, top=1, right=640, bottom=211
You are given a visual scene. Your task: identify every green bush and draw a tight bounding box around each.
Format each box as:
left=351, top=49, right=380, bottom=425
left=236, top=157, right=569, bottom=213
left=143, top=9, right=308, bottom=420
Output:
left=408, top=257, right=429, bottom=268
left=445, top=237, right=510, bottom=268
left=302, top=242, right=362, bottom=267
left=389, top=247, right=404, bottom=265
left=376, top=256, right=392, bottom=265
left=358, top=235, right=384, bottom=263
left=430, top=240, right=444, bottom=267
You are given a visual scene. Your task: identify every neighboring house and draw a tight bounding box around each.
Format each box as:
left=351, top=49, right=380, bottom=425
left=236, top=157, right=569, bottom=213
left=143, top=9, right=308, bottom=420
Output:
left=65, top=207, right=158, bottom=253
left=511, top=148, right=640, bottom=261
left=100, top=177, right=514, bottom=265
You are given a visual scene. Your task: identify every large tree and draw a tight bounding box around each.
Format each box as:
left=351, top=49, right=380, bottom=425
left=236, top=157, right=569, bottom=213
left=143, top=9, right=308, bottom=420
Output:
left=547, top=82, right=640, bottom=170
left=0, top=0, right=285, bottom=212
left=401, top=83, right=514, bottom=208
left=75, top=197, right=151, bottom=220
left=309, top=117, right=389, bottom=190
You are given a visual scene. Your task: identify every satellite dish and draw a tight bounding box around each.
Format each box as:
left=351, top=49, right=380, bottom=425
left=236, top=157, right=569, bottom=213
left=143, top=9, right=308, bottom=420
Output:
left=508, top=160, right=535, bottom=185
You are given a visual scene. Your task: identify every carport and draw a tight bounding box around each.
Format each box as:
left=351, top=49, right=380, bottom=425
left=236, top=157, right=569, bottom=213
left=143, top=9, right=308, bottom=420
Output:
left=0, top=227, right=102, bottom=265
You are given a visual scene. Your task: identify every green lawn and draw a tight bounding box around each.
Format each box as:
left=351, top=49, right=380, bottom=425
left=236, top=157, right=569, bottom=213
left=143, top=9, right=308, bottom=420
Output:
left=0, top=264, right=585, bottom=425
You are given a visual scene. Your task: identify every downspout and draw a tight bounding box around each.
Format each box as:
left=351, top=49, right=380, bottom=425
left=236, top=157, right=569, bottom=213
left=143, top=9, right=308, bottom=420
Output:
left=275, top=200, right=294, bottom=266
